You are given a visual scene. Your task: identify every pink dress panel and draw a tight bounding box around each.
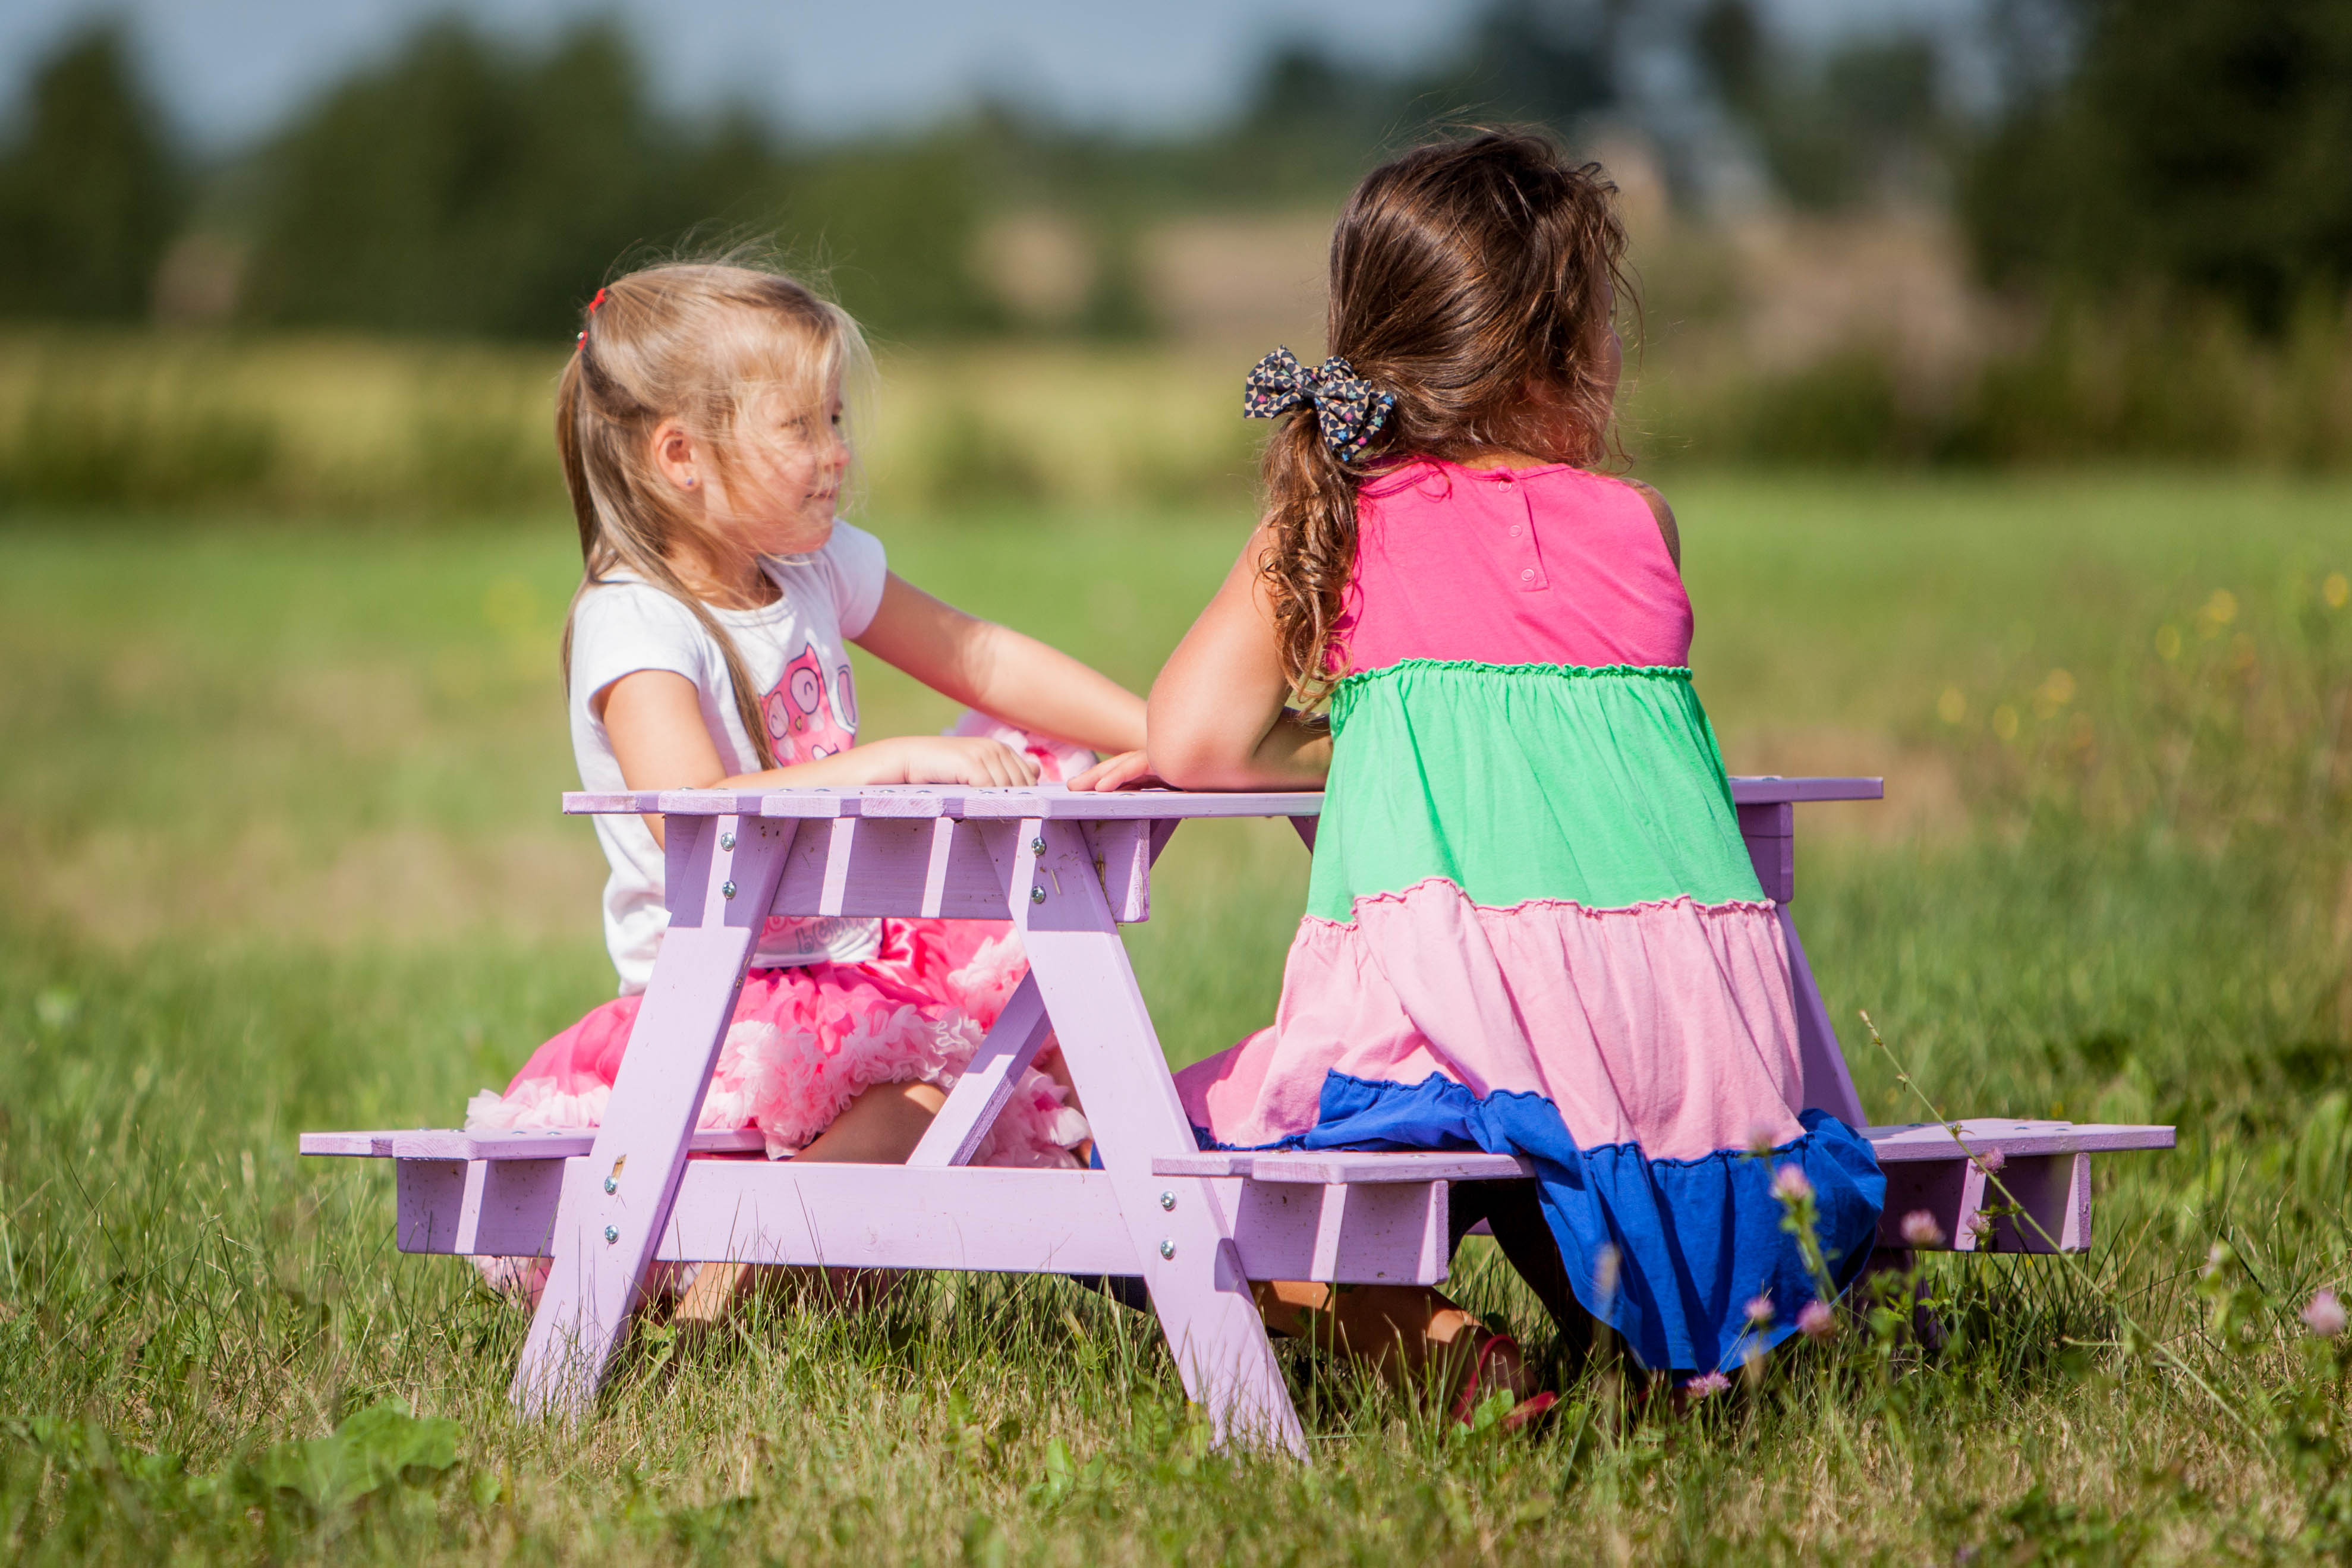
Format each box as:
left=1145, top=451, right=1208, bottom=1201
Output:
left=1336, top=461, right=1692, bottom=675
left=1174, top=882, right=1806, bottom=1161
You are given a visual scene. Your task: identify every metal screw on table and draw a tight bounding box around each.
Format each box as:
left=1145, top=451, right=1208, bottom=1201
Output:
left=603, top=1177, right=617, bottom=1194
left=1030, top=886, right=1047, bottom=903
left=722, top=880, right=737, bottom=899
left=1159, top=1191, right=1176, bottom=1211
left=1158, top=1239, right=1176, bottom=1260
left=604, top=1226, right=619, bottom=1245
left=1031, top=837, right=1047, bottom=855
left=719, top=832, right=735, bottom=851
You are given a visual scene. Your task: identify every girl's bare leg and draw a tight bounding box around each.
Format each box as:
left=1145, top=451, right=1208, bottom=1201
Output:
left=1252, top=1280, right=1536, bottom=1402
left=675, top=1081, right=945, bottom=1328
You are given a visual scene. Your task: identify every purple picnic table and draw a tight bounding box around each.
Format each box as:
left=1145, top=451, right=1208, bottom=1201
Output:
left=303, top=776, right=2172, bottom=1455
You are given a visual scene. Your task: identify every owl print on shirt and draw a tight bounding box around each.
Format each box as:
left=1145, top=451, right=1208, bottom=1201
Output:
left=761, top=640, right=859, bottom=762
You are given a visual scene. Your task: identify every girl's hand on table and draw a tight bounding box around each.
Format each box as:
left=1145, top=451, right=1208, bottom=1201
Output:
left=599, top=668, right=1038, bottom=844
left=861, top=734, right=1040, bottom=788
left=1066, top=748, right=1161, bottom=792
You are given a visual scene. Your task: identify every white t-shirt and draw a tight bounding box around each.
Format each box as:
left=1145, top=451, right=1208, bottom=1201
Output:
left=569, top=522, right=889, bottom=994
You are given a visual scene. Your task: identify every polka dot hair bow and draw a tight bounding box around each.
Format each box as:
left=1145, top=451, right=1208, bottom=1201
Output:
left=1242, top=346, right=1397, bottom=462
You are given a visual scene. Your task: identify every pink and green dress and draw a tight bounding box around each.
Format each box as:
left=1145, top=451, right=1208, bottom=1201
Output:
left=1175, top=458, right=1884, bottom=1375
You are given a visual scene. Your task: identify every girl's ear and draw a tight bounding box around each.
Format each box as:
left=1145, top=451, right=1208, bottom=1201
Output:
left=650, top=419, right=701, bottom=493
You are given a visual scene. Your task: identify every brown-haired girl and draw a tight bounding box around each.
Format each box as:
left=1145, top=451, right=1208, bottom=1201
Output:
left=467, top=261, right=1142, bottom=1320
left=1088, top=133, right=1885, bottom=1416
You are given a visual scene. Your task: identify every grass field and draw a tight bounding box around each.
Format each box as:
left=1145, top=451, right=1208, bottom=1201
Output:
left=2, top=472, right=2350, bottom=1562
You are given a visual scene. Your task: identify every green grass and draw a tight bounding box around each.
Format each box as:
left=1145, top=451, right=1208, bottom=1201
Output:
left=1, top=472, right=2350, bottom=1561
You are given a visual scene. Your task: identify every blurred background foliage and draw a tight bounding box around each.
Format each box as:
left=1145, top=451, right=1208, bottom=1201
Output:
left=0, top=0, right=2348, bottom=513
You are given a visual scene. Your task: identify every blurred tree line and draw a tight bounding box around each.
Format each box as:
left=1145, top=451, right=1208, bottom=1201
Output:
left=0, top=0, right=2346, bottom=482
left=1962, top=0, right=2352, bottom=334
left=1, top=0, right=2344, bottom=341
left=0, top=24, right=179, bottom=320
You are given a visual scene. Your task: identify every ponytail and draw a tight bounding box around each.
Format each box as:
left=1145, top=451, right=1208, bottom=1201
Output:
left=1252, top=131, right=1632, bottom=698
left=556, top=351, right=780, bottom=770
left=1258, top=410, right=1372, bottom=701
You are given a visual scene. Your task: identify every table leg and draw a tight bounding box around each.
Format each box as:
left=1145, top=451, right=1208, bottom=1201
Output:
left=511, top=815, right=797, bottom=1418
left=998, top=817, right=1308, bottom=1457
left=906, top=972, right=1052, bottom=1167
left=1778, top=904, right=1866, bottom=1127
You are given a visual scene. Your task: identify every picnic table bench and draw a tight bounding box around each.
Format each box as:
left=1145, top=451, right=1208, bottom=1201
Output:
left=303, top=776, right=2173, bottom=1454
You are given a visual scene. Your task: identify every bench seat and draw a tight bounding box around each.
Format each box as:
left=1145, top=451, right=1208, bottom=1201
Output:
left=297, top=780, right=2178, bottom=1450
left=301, top=1128, right=767, bottom=1161
left=306, top=1115, right=2175, bottom=1261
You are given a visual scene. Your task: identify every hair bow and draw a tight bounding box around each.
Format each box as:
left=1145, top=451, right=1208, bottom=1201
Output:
left=1242, top=347, right=1396, bottom=462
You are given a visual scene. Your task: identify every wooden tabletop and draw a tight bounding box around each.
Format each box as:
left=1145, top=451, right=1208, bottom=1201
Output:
left=563, top=776, right=1887, bottom=820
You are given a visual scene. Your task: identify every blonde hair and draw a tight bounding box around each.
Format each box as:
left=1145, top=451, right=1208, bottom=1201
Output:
left=556, top=260, right=873, bottom=770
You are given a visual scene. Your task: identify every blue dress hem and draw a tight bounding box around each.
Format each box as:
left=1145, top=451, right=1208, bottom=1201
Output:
left=1192, top=1070, right=1886, bottom=1374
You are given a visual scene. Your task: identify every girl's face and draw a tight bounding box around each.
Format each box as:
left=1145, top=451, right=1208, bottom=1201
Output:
left=666, top=377, right=850, bottom=562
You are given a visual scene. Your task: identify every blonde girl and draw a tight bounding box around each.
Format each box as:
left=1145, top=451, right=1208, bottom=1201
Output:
left=467, top=261, right=1142, bottom=1318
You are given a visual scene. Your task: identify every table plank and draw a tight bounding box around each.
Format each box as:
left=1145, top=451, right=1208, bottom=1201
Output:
left=562, top=785, right=1330, bottom=820
left=566, top=777, right=1884, bottom=820
left=1154, top=1150, right=1536, bottom=1183
left=1865, top=1118, right=2175, bottom=1161
left=315, top=1119, right=2174, bottom=1171
left=303, top=1128, right=766, bottom=1160
left=1728, top=777, right=1885, bottom=804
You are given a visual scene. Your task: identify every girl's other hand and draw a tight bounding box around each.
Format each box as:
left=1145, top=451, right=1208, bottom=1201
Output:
left=601, top=668, right=1038, bottom=846
left=867, top=734, right=1040, bottom=788
left=1066, top=749, right=1161, bottom=792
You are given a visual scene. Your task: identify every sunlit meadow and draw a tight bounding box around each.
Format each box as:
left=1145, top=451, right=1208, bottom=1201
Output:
left=1, top=470, right=2349, bottom=1562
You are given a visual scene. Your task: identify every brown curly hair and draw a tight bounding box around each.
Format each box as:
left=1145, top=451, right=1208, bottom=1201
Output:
left=1261, top=131, right=1631, bottom=697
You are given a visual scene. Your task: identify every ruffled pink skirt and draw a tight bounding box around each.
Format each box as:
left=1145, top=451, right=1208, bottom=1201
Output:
left=465, top=719, right=1095, bottom=1297
left=466, top=917, right=1086, bottom=1166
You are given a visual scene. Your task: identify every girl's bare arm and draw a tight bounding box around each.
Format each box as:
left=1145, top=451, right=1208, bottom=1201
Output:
left=852, top=574, right=1147, bottom=754
left=1133, top=526, right=1330, bottom=792
left=600, top=670, right=1038, bottom=846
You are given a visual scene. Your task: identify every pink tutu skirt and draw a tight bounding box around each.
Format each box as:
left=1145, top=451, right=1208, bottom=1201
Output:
left=470, top=716, right=1096, bottom=1169
left=465, top=916, right=1087, bottom=1166
left=465, top=719, right=1095, bottom=1298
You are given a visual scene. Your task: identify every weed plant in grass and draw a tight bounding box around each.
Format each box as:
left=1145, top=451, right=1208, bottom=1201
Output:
left=0, top=474, right=2349, bottom=1560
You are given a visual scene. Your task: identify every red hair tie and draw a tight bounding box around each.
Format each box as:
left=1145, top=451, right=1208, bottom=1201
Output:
left=575, top=286, right=609, bottom=351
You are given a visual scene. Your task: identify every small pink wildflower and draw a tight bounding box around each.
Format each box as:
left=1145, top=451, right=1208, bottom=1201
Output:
left=1769, top=1164, right=1813, bottom=1203
left=2304, top=1289, right=2347, bottom=1339
left=1684, top=1371, right=1731, bottom=1399
left=1975, top=1146, right=2007, bottom=1175
left=1900, top=1209, right=1946, bottom=1248
left=1745, top=1120, right=1781, bottom=1155
left=1744, top=1294, right=1775, bottom=1325
left=1796, top=1299, right=1838, bottom=1341
left=1969, top=1213, right=1995, bottom=1243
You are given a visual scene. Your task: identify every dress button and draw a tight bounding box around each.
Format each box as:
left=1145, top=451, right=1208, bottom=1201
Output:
left=1519, top=568, right=1535, bottom=581
left=1509, top=524, right=1523, bottom=538
left=1493, top=472, right=1515, bottom=487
